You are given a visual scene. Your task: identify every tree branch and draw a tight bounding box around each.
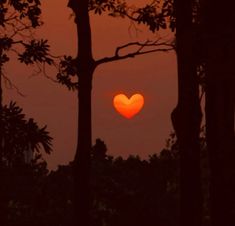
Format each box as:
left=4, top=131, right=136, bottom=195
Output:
left=2, top=72, right=26, bottom=97
left=95, top=40, right=173, bottom=66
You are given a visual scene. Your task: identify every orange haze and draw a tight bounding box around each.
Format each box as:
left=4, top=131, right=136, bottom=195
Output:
left=5, top=0, right=177, bottom=169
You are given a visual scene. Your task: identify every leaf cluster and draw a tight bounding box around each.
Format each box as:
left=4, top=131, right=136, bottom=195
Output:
left=0, top=37, right=12, bottom=65
left=18, top=39, right=53, bottom=65
left=0, top=37, right=13, bottom=51
left=0, top=52, right=10, bottom=66
left=89, top=0, right=126, bottom=17
left=56, top=56, right=78, bottom=91
left=1, top=102, right=52, bottom=166
left=0, top=0, right=41, bottom=28
left=0, top=0, right=53, bottom=78
left=89, top=0, right=174, bottom=32
left=135, top=2, right=167, bottom=32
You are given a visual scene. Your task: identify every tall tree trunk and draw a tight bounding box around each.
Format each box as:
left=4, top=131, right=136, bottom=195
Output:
left=204, top=0, right=235, bottom=225
left=73, top=76, right=93, bottom=226
left=171, top=0, right=202, bottom=225
left=68, top=1, right=95, bottom=226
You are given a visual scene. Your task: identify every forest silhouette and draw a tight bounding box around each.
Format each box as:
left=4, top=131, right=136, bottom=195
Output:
left=0, top=0, right=235, bottom=226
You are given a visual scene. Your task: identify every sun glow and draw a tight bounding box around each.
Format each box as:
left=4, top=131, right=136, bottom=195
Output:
left=113, top=93, right=144, bottom=119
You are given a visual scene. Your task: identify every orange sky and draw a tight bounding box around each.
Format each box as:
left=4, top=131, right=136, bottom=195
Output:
left=5, top=0, right=177, bottom=169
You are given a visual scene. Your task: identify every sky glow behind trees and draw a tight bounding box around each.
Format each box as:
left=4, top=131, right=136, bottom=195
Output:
left=4, top=0, right=177, bottom=169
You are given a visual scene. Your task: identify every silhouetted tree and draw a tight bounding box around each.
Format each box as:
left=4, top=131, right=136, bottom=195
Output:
left=170, top=0, right=203, bottom=225
left=1, top=102, right=52, bottom=166
left=0, top=0, right=52, bottom=161
left=0, top=1, right=53, bottom=223
left=202, top=0, right=235, bottom=225
left=0, top=101, right=52, bottom=226
left=58, top=1, right=173, bottom=225
left=91, top=138, right=107, bottom=160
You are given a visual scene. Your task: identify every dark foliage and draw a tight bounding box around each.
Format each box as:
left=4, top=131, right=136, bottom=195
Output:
left=3, top=137, right=180, bottom=226
left=88, top=0, right=174, bottom=32
left=0, top=0, right=41, bottom=28
left=1, top=102, right=52, bottom=167
left=0, top=0, right=52, bottom=71
left=18, top=40, right=53, bottom=65
left=0, top=102, right=52, bottom=226
left=56, top=56, right=78, bottom=91
left=1, top=127, right=213, bottom=226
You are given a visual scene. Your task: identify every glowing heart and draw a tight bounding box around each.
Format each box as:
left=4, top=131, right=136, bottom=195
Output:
left=113, top=94, right=144, bottom=119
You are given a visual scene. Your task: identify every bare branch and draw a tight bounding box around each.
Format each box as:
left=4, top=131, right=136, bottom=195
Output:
left=2, top=72, right=26, bottom=97
left=30, top=61, right=58, bottom=83
left=96, top=40, right=174, bottom=66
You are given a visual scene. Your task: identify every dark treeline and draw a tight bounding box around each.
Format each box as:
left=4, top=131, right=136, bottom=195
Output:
left=1, top=134, right=211, bottom=226
left=0, top=137, right=177, bottom=226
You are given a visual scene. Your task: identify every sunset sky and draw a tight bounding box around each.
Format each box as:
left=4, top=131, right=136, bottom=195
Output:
left=5, top=0, right=177, bottom=169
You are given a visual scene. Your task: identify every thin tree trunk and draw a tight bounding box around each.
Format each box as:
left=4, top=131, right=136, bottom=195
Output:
left=68, top=1, right=95, bottom=226
left=171, top=0, right=202, bottom=225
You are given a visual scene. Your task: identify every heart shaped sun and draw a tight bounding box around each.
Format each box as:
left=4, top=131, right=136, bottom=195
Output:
left=113, top=94, right=144, bottom=119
